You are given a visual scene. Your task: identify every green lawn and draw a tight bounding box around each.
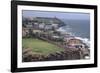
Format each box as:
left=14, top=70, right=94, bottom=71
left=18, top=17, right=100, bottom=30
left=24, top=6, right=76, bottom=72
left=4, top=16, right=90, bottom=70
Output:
left=22, top=38, right=64, bottom=55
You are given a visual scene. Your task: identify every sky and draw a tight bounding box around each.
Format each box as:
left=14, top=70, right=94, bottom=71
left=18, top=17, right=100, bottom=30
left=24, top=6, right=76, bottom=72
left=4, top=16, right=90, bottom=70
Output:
left=22, top=10, right=90, bottom=20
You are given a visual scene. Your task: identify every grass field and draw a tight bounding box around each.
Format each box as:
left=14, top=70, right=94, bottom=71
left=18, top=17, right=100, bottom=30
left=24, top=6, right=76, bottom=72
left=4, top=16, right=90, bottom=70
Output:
left=22, top=38, right=64, bottom=55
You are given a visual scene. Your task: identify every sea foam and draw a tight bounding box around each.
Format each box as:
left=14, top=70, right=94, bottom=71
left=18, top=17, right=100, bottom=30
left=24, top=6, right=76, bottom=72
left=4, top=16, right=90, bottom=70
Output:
left=75, top=37, right=90, bottom=48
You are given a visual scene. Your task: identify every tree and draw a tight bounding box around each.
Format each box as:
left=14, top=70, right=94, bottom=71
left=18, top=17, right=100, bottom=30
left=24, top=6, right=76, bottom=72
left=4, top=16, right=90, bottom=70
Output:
left=29, top=29, right=33, bottom=37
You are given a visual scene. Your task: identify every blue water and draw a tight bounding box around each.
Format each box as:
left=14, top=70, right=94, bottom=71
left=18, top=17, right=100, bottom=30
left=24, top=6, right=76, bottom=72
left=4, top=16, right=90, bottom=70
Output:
left=61, top=19, right=90, bottom=39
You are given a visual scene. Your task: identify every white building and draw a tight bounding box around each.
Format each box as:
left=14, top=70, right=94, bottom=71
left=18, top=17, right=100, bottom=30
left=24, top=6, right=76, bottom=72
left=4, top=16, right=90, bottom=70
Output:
left=26, top=24, right=33, bottom=28
left=44, top=24, right=52, bottom=30
left=51, top=23, right=59, bottom=29
left=38, top=23, right=45, bottom=29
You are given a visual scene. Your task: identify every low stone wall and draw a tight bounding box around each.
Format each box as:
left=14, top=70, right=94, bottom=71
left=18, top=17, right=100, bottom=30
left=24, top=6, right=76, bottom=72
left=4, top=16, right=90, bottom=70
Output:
left=22, top=48, right=86, bottom=62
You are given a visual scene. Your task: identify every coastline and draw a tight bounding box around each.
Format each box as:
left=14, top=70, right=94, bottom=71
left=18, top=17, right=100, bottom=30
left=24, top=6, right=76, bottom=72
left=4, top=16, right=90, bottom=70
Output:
left=22, top=17, right=90, bottom=62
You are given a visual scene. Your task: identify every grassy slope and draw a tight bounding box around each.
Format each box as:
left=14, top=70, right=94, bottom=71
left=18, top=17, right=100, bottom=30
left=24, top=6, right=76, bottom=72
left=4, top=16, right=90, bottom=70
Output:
left=22, top=38, right=64, bottom=55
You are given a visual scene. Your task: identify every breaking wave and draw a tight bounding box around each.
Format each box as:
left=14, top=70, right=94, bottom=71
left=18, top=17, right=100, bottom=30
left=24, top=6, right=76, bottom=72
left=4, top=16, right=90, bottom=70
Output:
left=57, top=25, right=72, bottom=33
left=75, top=37, right=90, bottom=48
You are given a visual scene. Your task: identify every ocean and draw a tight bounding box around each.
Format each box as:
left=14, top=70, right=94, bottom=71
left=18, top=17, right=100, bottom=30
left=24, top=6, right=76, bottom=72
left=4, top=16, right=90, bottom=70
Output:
left=58, top=19, right=90, bottom=46
left=60, top=19, right=90, bottom=39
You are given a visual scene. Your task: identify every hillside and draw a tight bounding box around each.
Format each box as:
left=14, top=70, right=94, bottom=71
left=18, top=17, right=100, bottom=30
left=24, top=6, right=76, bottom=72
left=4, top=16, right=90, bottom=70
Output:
left=23, top=17, right=66, bottom=27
